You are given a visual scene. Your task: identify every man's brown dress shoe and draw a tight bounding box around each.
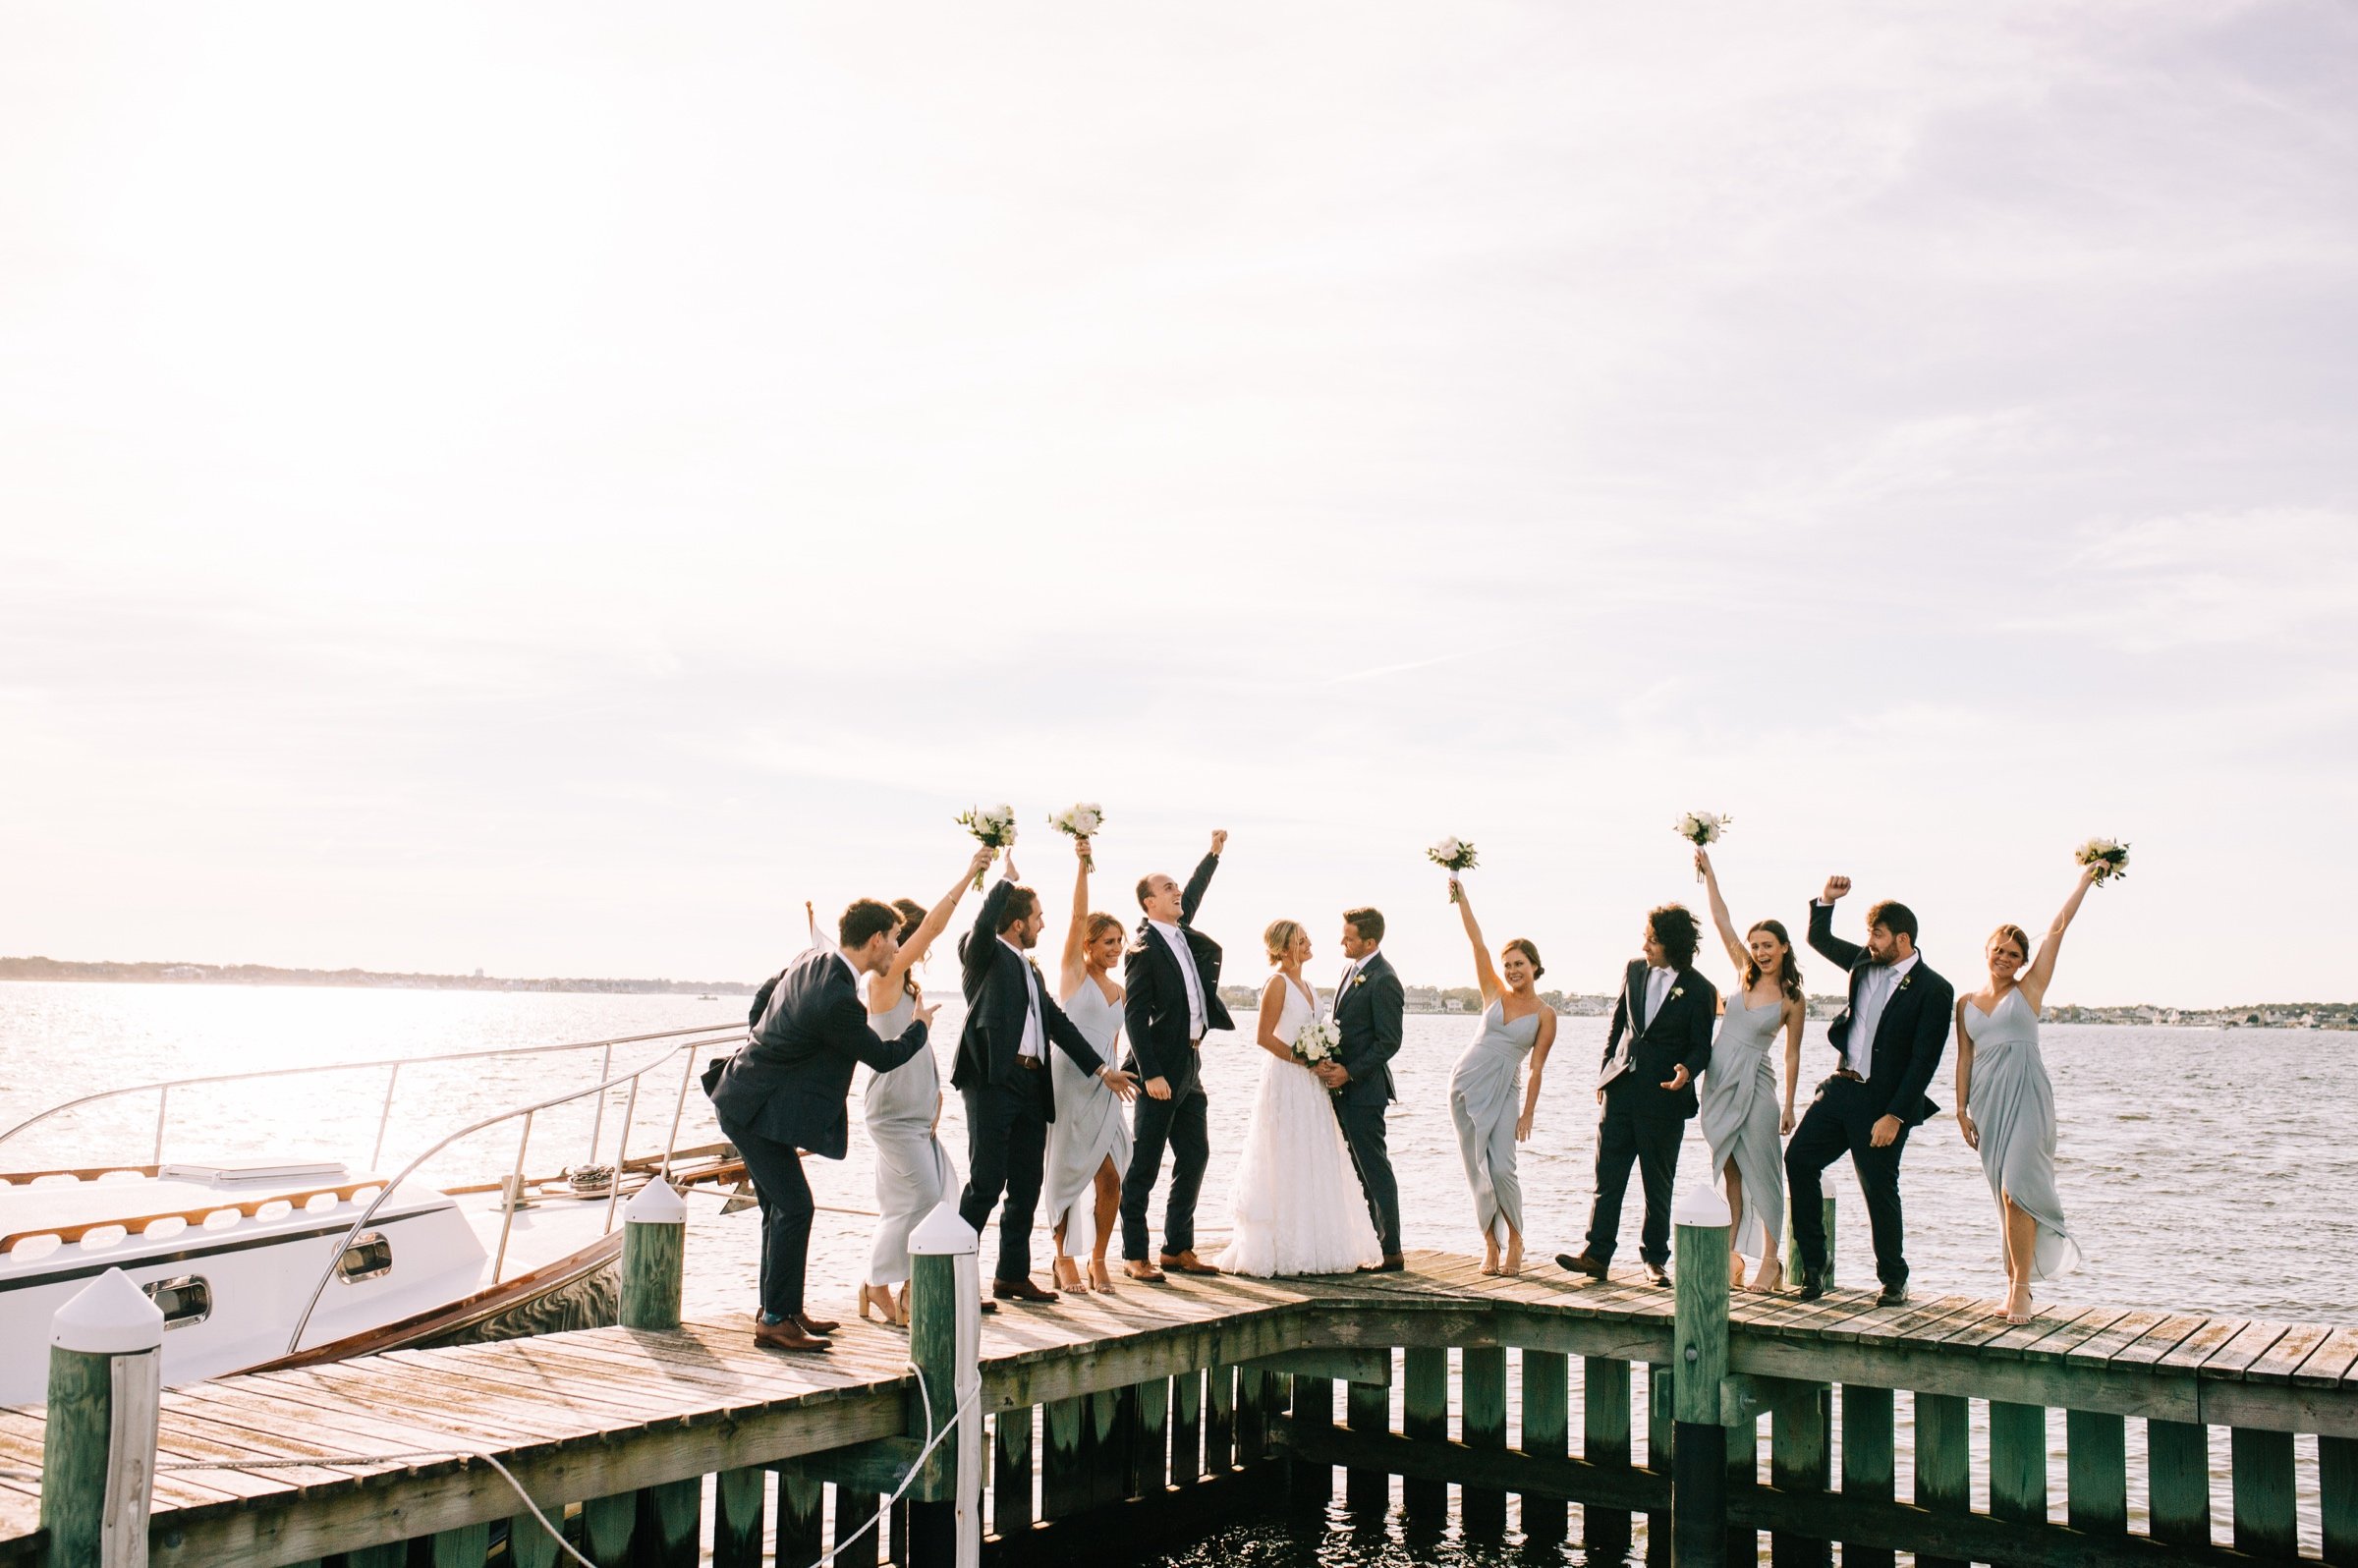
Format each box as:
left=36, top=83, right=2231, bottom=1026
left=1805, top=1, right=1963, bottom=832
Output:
left=1643, top=1262, right=1671, bottom=1288
left=993, top=1276, right=1059, bottom=1304
left=1124, top=1259, right=1168, bottom=1283
left=1556, top=1251, right=1607, bottom=1279
left=794, top=1312, right=839, bottom=1335
left=754, top=1319, right=831, bottom=1353
left=1159, top=1251, right=1221, bottom=1276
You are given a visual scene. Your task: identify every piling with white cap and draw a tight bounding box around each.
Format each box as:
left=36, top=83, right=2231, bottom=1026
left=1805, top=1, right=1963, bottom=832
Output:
left=907, top=1202, right=982, bottom=1568
left=620, top=1176, right=687, bottom=1332
left=1671, top=1185, right=1732, bottom=1567
left=43, top=1268, right=165, bottom=1568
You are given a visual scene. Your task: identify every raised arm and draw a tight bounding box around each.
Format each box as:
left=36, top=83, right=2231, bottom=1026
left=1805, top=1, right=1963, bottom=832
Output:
left=964, top=877, right=1017, bottom=996
left=2020, top=865, right=2099, bottom=1009
left=1454, top=880, right=1504, bottom=1001
left=1059, top=837, right=1095, bottom=982
left=1808, top=881, right=1865, bottom=971
left=1178, top=831, right=1227, bottom=926
left=886, top=847, right=995, bottom=994
left=1698, top=849, right=1748, bottom=973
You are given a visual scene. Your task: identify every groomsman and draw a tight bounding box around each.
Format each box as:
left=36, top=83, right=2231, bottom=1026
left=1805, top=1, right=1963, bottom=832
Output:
left=1119, top=830, right=1233, bottom=1281
left=956, top=873, right=1137, bottom=1302
left=705, top=899, right=934, bottom=1353
left=1559, top=905, right=1715, bottom=1287
left=1787, top=876, right=1951, bottom=1307
left=1315, top=906, right=1405, bottom=1270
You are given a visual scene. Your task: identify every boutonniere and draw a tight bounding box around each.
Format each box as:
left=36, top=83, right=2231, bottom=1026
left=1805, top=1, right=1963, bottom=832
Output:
left=1671, top=986, right=1685, bottom=1000
left=1898, top=974, right=1914, bottom=991
left=1352, top=973, right=1368, bottom=987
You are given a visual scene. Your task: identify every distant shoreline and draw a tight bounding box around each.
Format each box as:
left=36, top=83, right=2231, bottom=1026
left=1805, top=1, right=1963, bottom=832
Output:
left=2, top=955, right=2349, bottom=1029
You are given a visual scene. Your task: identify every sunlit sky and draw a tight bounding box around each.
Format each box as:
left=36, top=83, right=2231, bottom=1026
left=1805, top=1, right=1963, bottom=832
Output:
left=4, top=3, right=2353, bottom=1007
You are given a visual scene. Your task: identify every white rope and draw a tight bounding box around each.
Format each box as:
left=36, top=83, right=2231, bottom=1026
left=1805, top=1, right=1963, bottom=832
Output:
left=111, top=1357, right=980, bottom=1568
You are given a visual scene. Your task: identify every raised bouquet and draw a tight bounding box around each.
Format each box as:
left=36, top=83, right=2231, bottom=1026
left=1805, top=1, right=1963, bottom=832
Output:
left=1049, top=803, right=1105, bottom=870
left=2075, top=836, right=2130, bottom=885
left=1428, top=834, right=1478, bottom=902
left=1291, top=1016, right=1340, bottom=1074
left=1674, top=811, right=1730, bottom=881
left=956, top=803, right=1018, bottom=889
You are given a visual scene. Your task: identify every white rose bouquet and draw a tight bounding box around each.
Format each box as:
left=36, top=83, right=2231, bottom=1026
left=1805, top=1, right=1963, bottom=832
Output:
left=2075, top=837, right=2130, bottom=885
left=1428, top=835, right=1478, bottom=902
left=1674, top=811, right=1730, bottom=881
left=1291, top=1017, right=1340, bottom=1073
left=955, top=804, right=1018, bottom=889
left=1049, top=803, right=1105, bottom=870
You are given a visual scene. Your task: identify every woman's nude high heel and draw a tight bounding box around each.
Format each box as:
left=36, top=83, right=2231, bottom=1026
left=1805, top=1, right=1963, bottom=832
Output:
left=858, top=1283, right=900, bottom=1324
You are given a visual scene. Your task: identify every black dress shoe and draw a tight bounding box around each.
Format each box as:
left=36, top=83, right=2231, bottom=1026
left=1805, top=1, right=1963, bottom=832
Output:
left=1555, top=1252, right=1607, bottom=1279
left=1878, top=1283, right=1909, bottom=1308
left=1793, top=1270, right=1826, bottom=1302
left=1643, top=1262, right=1671, bottom=1288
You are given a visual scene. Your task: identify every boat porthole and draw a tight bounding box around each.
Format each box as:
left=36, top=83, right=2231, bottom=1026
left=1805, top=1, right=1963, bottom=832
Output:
left=142, top=1275, right=212, bottom=1330
left=335, top=1232, right=394, bottom=1284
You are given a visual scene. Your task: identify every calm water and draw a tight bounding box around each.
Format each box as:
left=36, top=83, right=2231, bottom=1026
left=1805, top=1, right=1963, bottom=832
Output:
left=2, top=980, right=2349, bottom=1561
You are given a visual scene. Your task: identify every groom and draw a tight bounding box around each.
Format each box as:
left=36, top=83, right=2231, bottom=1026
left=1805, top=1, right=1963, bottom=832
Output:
left=1558, top=904, right=1715, bottom=1287
left=1314, top=906, right=1404, bottom=1270
left=1118, top=829, right=1232, bottom=1281
left=1786, top=875, right=1951, bottom=1307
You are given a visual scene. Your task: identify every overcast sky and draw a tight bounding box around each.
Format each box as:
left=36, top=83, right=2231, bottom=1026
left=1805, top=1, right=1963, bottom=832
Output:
left=3, top=2, right=2352, bottom=1007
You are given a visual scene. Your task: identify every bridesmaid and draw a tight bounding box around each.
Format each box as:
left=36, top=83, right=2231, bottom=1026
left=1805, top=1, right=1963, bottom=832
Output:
left=1956, top=861, right=2101, bottom=1323
left=1045, top=832, right=1133, bottom=1293
left=1443, top=878, right=1556, bottom=1277
left=1695, top=848, right=1804, bottom=1293
left=856, top=843, right=996, bottom=1325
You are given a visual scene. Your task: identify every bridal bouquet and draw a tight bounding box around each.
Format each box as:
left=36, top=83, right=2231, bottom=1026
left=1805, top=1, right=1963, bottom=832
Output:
left=956, top=804, right=1018, bottom=888
left=2075, top=836, right=2131, bottom=885
left=1291, top=1017, right=1340, bottom=1072
left=1428, top=835, right=1478, bottom=902
left=1049, top=803, right=1105, bottom=870
left=1674, top=811, right=1731, bottom=881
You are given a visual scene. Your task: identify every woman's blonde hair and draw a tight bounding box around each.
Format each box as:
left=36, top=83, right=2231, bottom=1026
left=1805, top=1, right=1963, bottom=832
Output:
left=1263, top=919, right=1304, bottom=965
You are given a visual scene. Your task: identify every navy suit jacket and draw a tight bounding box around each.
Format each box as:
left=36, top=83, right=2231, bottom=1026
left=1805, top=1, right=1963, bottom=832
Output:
left=952, top=877, right=1103, bottom=1106
left=1808, top=901, right=1952, bottom=1126
left=1331, top=950, right=1403, bottom=1106
left=1121, top=851, right=1234, bottom=1092
left=1600, top=960, right=1715, bottom=1120
left=702, top=946, right=926, bottom=1158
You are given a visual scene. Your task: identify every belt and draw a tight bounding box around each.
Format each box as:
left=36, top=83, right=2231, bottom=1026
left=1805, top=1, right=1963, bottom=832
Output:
left=1014, top=1056, right=1045, bottom=1072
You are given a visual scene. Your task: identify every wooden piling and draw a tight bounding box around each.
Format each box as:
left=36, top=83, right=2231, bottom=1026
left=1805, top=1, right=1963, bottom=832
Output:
left=1345, top=1371, right=1389, bottom=1515
left=1458, top=1346, right=1507, bottom=1536
left=2321, top=1434, right=2357, bottom=1567
left=1132, top=1377, right=1171, bottom=1500
left=2064, top=1409, right=2127, bottom=1535
left=1839, top=1383, right=1896, bottom=1568
left=618, top=1178, right=686, bottom=1333
left=1401, top=1347, right=1447, bottom=1522
left=1671, top=1192, right=1732, bottom=1568
left=2230, top=1426, right=2296, bottom=1557
left=425, top=1521, right=488, bottom=1567
left=1913, top=1391, right=1970, bottom=1568
left=1645, top=1364, right=1675, bottom=1568
left=1232, top=1366, right=1266, bottom=1471
left=775, top=1466, right=824, bottom=1568
left=1584, top=1356, right=1633, bottom=1556
left=1204, top=1364, right=1234, bottom=1476
left=39, top=1269, right=164, bottom=1568
left=581, top=1491, right=637, bottom=1568
left=1768, top=1377, right=1831, bottom=1568
left=1988, top=1401, right=2048, bottom=1527
left=1519, top=1349, right=1569, bottom=1544
left=634, top=1478, right=701, bottom=1568
left=991, top=1408, right=1033, bottom=1536
left=1172, top=1368, right=1204, bottom=1486
left=832, top=1487, right=880, bottom=1568
left=712, top=1466, right=768, bottom=1568
left=1287, top=1375, right=1334, bottom=1507
left=1040, top=1398, right=1086, bottom=1520
left=2146, top=1419, right=2211, bottom=1548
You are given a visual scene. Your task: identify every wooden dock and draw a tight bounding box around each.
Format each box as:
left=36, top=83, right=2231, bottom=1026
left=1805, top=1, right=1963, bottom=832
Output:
left=5, top=1245, right=2357, bottom=1566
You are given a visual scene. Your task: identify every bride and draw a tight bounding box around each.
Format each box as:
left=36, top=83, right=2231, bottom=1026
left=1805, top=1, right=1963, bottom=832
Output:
left=1215, top=920, right=1385, bottom=1277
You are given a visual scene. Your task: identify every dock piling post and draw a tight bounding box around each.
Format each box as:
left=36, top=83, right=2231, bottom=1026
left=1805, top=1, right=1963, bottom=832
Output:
left=619, top=1176, right=686, bottom=1331
left=908, top=1202, right=982, bottom=1568
left=41, top=1268, right=163, bottom=1568
left=1671, top=1186, right=1732, bottom=1568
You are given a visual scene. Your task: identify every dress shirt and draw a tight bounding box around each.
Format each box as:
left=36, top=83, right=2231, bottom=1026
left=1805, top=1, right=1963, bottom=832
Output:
left=1642, top=965, right=1676, bottom=1030
left=1845, top=946, right=1920, bottom=1077
left=1149, top=918, right=1207, bottom=1039
left=999, top=935, right=1045, bottom=1060
left=1335, top=957, right=1366, bottom=1017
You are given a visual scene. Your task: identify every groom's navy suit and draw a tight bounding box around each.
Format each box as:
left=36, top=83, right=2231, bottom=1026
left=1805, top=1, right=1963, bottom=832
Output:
left=704, top=945, right=926, bottom=1320
left=1784, top=901, right=1953, bottom=1291
left=1330, top=949, right=1405, bottom=1259
left=1119, top=851, right=1231, bottom=1260
left=954, top=877, right=1110, bottom=1283
left=1583, top=959, right=1714, bottom=1269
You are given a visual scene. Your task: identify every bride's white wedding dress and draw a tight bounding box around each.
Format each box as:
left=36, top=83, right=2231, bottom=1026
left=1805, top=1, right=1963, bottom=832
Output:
left=1215, top=974, right=1385, bottom=1277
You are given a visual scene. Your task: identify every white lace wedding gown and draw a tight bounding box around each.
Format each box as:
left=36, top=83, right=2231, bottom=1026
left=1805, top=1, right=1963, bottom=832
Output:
left=1214, top=975, right=1385, bottom=1277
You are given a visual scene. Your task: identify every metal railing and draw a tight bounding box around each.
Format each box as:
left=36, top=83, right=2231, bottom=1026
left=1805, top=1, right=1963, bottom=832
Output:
left=0, top=1020, right=745, bottom=1172
left=283, top=1029, right=731, bottom=1357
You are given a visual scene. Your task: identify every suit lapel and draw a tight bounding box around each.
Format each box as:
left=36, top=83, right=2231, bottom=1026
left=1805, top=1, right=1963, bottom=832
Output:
left=1628, top=960, right=1650, bottom=1035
